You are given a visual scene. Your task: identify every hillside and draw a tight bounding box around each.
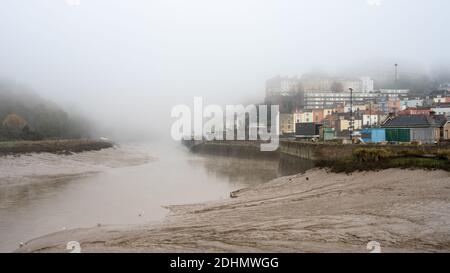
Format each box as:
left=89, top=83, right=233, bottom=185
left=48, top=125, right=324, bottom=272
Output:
left=0, top=81, right=91, bottom=141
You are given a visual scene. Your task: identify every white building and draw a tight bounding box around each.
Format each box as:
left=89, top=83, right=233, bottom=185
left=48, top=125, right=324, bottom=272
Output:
left=432, top=104, right=450, bottom=116
left=360, top=77, right=374, bottom=93
left=400, top=98, right=424, bottom=110
left=433, top=95, right=448, bottom=104
left=362, top=113, right=382, bottom=127
left=266, top=76, right=300, bottom=97
left=266, top=76, right=375, bottom=97
left=344, top=104, right=368, bottom=113
left=303, top=90, right=377, bottom=110
left=378, top=89, right=410, bottom=99
left=265, top=75, right=378, bottom=110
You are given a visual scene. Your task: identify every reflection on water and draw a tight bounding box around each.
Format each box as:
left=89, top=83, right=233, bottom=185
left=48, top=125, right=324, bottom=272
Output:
left=189, top=156, right=279, bottom=187
left=193, top=153, right=315, bottom=187
left=0, top=142, right=313, bottom=252
left=278, top=154, right=316, bottom=176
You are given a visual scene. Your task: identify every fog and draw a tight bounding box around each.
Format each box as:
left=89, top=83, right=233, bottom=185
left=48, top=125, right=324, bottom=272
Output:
left=1, top=0, right=450, bottom=140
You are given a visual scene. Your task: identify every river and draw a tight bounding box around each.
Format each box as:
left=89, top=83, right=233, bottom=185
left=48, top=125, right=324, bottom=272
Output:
left=0, top=141, right=313, bottom=252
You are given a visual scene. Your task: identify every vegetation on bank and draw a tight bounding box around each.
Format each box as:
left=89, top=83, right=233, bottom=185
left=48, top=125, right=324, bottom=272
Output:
left=317, top=147, right=450, bottom=172
left=185, top=140, right=450, bottom=172
left=0, top=139, right=113, bottom=156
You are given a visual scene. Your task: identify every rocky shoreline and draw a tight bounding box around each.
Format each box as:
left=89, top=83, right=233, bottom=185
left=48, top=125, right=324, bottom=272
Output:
left=16, top=168, right=450, bottom=253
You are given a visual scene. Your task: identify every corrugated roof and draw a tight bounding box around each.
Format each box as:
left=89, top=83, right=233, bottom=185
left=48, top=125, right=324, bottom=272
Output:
left=382, top=115, right=439, bottom=128
left=433, top=115, right=448, bottom=127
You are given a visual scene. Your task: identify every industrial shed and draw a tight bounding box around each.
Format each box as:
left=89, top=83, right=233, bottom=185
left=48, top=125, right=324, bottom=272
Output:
left=381, top=115, right=441, bottom=144
left=295, top=123, right=321, bottom=139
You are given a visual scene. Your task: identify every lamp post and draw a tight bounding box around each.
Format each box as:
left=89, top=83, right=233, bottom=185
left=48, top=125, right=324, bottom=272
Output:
left=349, top=88, right=354, bottom=141
left=394, top=63, right=398, bottom=94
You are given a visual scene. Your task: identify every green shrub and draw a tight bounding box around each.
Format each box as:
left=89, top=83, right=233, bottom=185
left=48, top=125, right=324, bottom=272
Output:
left=436, top=150, right=450, bottom=160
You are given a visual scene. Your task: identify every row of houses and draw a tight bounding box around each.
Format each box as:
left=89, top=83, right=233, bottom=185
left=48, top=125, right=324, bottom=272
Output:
left=268, top=75, right=450, bottom=144
left=279, top=104, right=388, bottom=136
left=291, top=113, right=450, bottom=144
left=280, top=98, right=450, bottom=141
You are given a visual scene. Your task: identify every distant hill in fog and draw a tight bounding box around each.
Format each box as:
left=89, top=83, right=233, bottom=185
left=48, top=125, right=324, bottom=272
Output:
left=373, top=73, right=446, bottom=96
left=339, top=62, right=450, bottom=96
left=0, top=81, right=91, bottom=141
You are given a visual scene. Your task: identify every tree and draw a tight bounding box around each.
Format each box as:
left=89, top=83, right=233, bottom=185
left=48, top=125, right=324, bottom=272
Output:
left=2, top=113, right=28, bottom=139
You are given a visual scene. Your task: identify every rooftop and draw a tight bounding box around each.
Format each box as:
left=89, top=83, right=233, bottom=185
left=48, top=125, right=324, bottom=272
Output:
left=382, top=115, right=447, bottom=128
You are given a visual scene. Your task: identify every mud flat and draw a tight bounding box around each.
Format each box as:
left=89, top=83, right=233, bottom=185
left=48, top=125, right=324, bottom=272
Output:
left=16, top=168, right=450, bottom=253
left=0, top=144, right=152, bottom=186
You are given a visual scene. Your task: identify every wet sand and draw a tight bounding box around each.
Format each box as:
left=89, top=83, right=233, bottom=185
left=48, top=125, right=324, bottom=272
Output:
left=0, top=145, right=154, bottom=251
left=16, top=168, right=450, bottom=253
left=0, top=145, right=152, bottom=186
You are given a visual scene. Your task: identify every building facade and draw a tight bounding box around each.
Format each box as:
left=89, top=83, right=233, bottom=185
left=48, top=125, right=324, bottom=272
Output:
left=280, top=114, right=295, bottom=135
left=400, top=98, right=424, bottom=110
left=399, top=107, right=432, bottom=116
left=302, top=90, right=377, bottom=110
left=293, top=111, right=313, bottom=123
left=378, top=89, right=410, bottom=99
left=382, top=115, right=441, bottom=144
left=432, top=104, right=450, bottom=116
left=362, top=113, right=382, bottom=127
left=266, top=76, right=300, bottom=97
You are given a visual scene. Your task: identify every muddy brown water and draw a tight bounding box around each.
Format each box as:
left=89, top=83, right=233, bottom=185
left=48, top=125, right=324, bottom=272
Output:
left=0, top=142, right=313, bottom=252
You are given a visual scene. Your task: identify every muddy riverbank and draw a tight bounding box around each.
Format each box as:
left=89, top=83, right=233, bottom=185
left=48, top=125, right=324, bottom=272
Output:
left=0, top=145, right=151, bottom=186
left=16, top=168, right=450, bottom=253
left=0, top=139, right=114, bottom=156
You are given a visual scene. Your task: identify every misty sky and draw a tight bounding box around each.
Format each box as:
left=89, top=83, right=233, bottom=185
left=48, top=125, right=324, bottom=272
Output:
left=1, top=0, right=450, bottom=138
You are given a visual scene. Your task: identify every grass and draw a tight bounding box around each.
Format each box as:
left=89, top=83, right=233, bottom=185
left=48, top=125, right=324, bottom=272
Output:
left=436, top=150, right=450, bottom=160
left=317, top=157, right=450, bottom=173
left=0, top=139, right=113, bottom=156
left=388, top=157, right=450, bottom=171
left=0, top=141, right=17, bottom=149
left=354, top=148, right=393, bottom=162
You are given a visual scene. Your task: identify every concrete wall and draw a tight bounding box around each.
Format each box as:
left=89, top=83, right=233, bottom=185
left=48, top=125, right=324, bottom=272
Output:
left=185, top=139, right=449, bottom=162
left=189, top=140, right=278, bottom=159
left=279, top=141, right=354, bottom=161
